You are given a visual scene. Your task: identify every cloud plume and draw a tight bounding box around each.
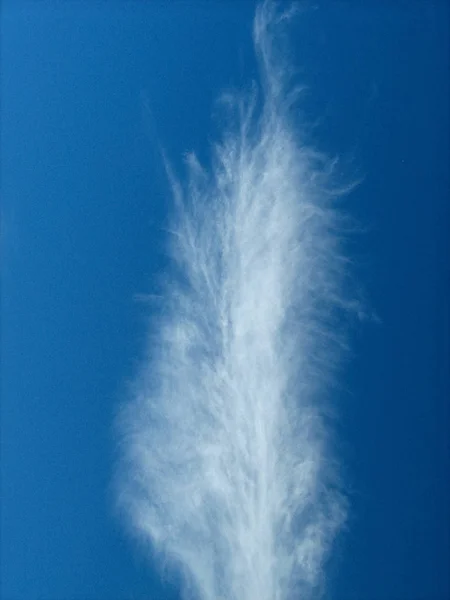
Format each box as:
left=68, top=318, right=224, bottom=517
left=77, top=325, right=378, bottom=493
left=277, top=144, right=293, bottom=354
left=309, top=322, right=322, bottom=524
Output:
left=116, top=2, right=357, bottom=599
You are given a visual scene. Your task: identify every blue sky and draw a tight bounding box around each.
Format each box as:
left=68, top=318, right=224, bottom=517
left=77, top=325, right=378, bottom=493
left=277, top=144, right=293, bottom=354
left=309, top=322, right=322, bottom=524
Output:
left=2, top=2, right=449, bottom=599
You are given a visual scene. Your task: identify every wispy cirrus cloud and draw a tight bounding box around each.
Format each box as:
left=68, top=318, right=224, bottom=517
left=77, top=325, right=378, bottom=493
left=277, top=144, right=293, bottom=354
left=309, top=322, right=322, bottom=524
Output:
left=116, top=2, right=360, bottom=599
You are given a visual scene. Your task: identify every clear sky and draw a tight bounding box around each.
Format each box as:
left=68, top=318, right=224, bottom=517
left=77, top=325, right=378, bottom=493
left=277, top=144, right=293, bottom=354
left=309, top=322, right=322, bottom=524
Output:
left=2, top=2, right=449, bottom=599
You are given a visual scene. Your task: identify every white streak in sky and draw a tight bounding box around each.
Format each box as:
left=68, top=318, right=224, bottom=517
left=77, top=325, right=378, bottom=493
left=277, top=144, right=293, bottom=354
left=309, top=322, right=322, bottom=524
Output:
left=116, top=2, right=358, bottom=599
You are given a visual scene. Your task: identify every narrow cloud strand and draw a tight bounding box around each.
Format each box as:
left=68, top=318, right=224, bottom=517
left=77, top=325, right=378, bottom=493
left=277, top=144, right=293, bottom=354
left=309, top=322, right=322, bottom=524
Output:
left=117, top=3, right=353, bottom=599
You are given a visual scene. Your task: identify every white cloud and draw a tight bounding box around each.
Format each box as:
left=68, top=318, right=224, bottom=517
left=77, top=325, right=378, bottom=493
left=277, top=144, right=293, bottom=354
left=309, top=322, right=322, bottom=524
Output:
left=116, top=2, right=359, bottom=599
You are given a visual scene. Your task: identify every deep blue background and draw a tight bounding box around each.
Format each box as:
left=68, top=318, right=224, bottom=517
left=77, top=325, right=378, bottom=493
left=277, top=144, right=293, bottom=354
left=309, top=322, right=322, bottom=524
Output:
left=2, top=2, right=449, bottom=599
